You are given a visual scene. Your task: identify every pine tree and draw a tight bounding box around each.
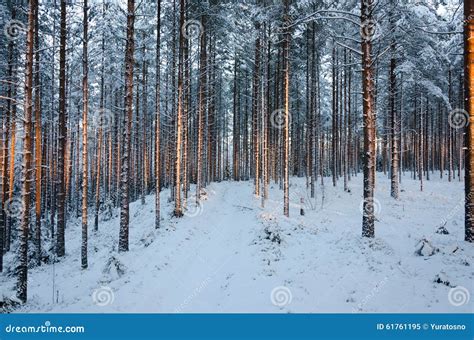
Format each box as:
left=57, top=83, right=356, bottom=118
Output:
left=33, top=2, right=42, bottom=266
left=155, top=0, right=162, bottom=229
left=389, top=0, right=399, bottom=200
left=465, top=0, right=474, bottom=243
left=17, top=0, right=37, bottom=303
left=196, top=12, right=207, bottom=201
left=119, top=0, right=136, bottom=252
left=56, top=0, right=67, bottom=257
left=283, top=0, right=291, bottom=217
left=81, top=0, right=89, bottom=269
left=361, top=0, right=376, bottom=238
left=174, top=0, right=185, bottom=217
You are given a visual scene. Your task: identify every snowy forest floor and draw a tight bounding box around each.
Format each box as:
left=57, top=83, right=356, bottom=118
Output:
left=1, top=173, right=473, bottom=313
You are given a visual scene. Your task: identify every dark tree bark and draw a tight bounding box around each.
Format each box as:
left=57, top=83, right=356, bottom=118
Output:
left=252, top=18, right=261, bottom=197
left=17, top=0, right=37, bottom=303
left=56, top=0, right=67, bottom=257
left=119, top=0, right=136, bottom=252
left=33, top=1, right=42, bottom=266
left=361, top=0, right=376, bottom=238
left=174, top=0, right=185, bottom=217
left=464, top=0, right=474, bottom=242
left=196, top=13, right=207, bottom=201
left=283, top=0, right=291, bottom=217
left=81, top=0, right=89, bottom=269
left=155, top=0, right=162, bottom=229
left=389, top=0, right=399, bottom=199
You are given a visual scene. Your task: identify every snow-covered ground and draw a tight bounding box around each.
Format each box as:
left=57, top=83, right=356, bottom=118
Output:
left=1, top=173, right=473, bottom=313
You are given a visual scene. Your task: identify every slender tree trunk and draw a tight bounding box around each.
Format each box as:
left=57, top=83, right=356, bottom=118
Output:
left=17, top=0, right=37, bottom=303
left=464, top=0, right=474, bottom=242
left=81, top=0, right=89, bottom=269
left=1, top=18, right=15, bottom=272
left=95, top=4, right=106, bottom=231
left=174, top=0, right=185, bottom=217
left=283, top=0, right=291, bottom=217
left=56, top=0, right=67, bottom=257
left=233, top=56, right=240, bottom=181
left=343, top=49, right=348, bottom=192
left=119, top=0, right=135, bottom=252
left=332, top=44, right=337, bottom=187
left=419, top=98, right=424, bottom=192
left=5, top=6, right=19, bottom=253
left=155, top=0, right=161, bottom=229
left=34, top=2, right=42, bottom=266
left=252, top=19, right=261, bottom=197
left=361, top=0, right=376, bottom=238
left=196, top=14, right=207, bottom=201
left=389, top=2, right=399, bottom=199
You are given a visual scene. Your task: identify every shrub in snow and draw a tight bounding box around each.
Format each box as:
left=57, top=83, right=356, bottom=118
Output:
left=102, top=255, right=127, bottom=282
left=414, top=238, right=438, bottom=257
left=264, top=225, right=282, bottom=245
left=140, top=231, right=155, bottom=247
left=101, top=200, right=114, bottom=222
left=0, top=296, right=21, bottom=313
left=435, top=224, right=450, bottom=235
left=433, top=272, right=452, bottom=287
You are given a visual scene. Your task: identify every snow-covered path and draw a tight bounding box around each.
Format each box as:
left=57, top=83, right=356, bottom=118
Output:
left=1, top=174, right=473, bottom=313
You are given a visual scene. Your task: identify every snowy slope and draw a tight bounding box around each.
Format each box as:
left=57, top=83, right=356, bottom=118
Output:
left=1, top=173, right=473, bottom=313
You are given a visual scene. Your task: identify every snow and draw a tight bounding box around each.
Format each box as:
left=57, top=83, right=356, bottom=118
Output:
left=1, top=173, right=473, bottom=313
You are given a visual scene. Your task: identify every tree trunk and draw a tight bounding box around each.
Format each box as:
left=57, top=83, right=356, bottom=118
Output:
left=389, top=1, right=399, bottom=199
left=283, top=0, right=291, bottom=217
left=119, top=0, right=136, bottom=252
left=173, top=0, right=185, bottom=217
left=155, top=0, right=161, bottom=229
left=95, top=2, right=106, bottom=231
left=34, top=2, right=42, bottom=266
left=0, top=16, right=16, bottom=272
left=81, top=0, right=89, bottom=269
left=56, top=0, right=67, bottom=257
left=361, top=0, right=376, bottom=238
left=17, top=0, right=37, bottom=303
left=464, top=0, right=474, bottom=242
left=332, top=44, right=337, bottom=187
left=252, top=19, right=261, bottom=197
left=196, top=13, right=207, bottom=201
